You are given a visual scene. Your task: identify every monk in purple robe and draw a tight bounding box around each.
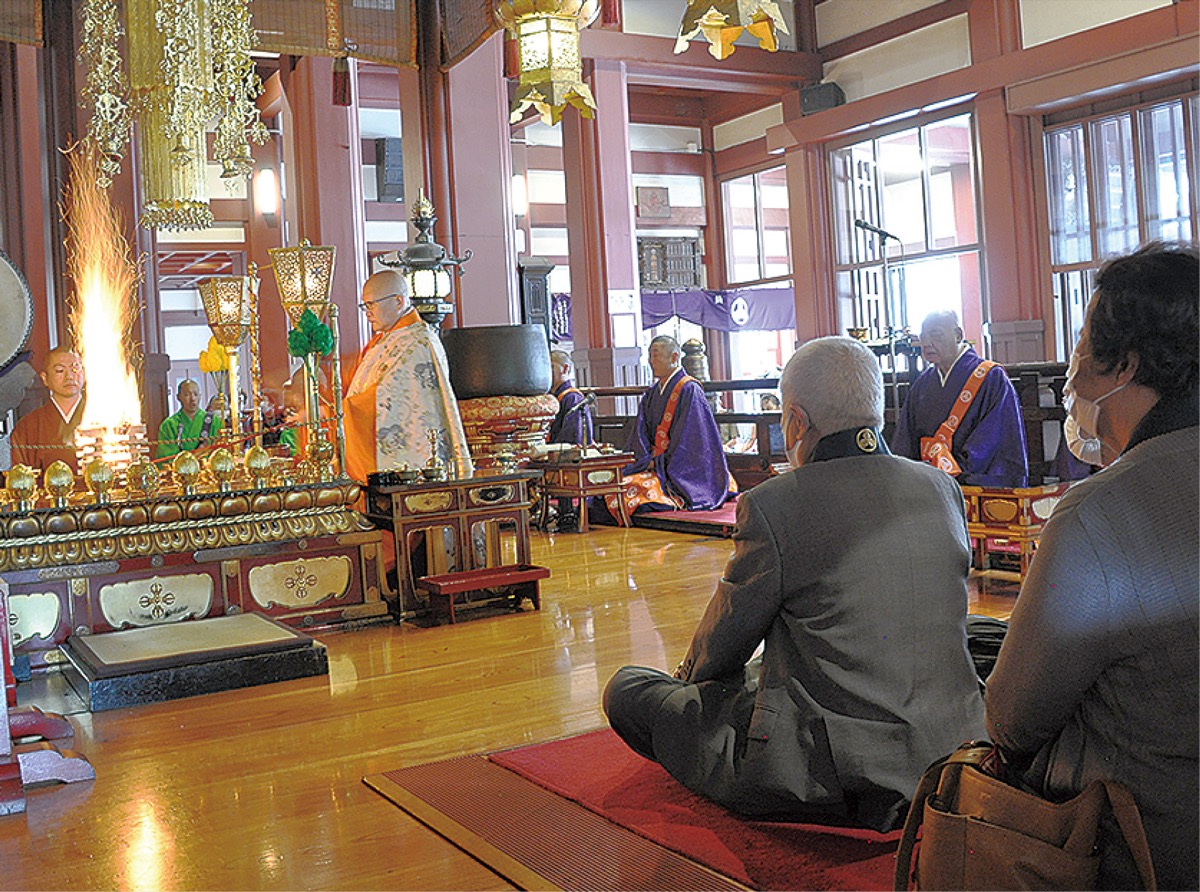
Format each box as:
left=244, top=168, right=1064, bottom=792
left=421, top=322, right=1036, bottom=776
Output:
left=603, top=335, right=735, bottom=521
left=547, top=350, right=593, bottom=532
left=548, top=350, right=592, bottom=448
left=892, top=311, right=1028, bottom=488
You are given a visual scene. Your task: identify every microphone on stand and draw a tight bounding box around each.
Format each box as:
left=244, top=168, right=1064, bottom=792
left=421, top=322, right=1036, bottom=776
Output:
left=563, top=392, right=597, bottom=418
left=854, top=219, right=899, bottom=242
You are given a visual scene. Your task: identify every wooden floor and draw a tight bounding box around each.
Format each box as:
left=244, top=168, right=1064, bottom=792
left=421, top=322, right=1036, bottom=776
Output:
left=0, top=525, right=1018, bottom=891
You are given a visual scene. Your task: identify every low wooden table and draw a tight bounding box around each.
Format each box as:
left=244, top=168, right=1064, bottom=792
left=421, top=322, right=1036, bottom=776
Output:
left=366, top=470, right=543, bottom=615
left=961, top=482, right=1073, bottom=577
left=528, top=451, right=634, bottom=533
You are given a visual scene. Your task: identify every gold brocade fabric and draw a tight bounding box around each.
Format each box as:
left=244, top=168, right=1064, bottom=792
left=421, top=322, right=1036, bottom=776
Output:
left=439, top=0, right=500, bottom=70
left=0, top=0, right=42, bottom=46
left=251, top=0, right=417, bottom=67
left=2, top=1, right=416, bottom=67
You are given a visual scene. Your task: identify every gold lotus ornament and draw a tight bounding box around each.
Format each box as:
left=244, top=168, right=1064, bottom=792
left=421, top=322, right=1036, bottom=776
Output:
left=173, top=450, right=202, bottom=495
left=7, top=464, right=38, bottom=511
left=208, top=447, right=237, bottom=491
left=243, top=444, right=272, bottom=488
left=126, top=457, right=160, bottom=498
left=674, top=0, right=789, bottom=60
left=83, top=458, right=115, bottom=504
left=44, top=461, right=76, bottom=509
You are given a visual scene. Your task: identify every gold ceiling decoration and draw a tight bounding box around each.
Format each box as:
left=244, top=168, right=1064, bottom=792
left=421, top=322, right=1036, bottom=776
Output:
left=674, top=1, right=789, bottom=61
left=495, top=0, right=600, bottom=126
left=77, top=0, right=268, bottom=231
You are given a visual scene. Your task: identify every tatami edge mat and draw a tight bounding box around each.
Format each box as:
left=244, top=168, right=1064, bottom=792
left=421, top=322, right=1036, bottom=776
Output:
left=364, top=754, right=748, bottom=892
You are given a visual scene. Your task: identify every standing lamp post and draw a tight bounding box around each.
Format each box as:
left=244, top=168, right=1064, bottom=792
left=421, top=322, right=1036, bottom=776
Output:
left=268, top=240, right=345, bottom=476
left=382, top=192, right=471, bottom=329
left=198, top=272, right=257, bottom=448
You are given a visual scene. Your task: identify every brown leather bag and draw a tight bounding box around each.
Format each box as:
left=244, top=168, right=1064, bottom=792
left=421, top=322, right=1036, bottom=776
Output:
left=894, top=743, right=1157, bottom=891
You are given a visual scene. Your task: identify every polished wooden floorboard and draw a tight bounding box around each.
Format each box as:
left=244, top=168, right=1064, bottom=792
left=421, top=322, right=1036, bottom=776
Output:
left=0, top=525, right=1016, bottom=891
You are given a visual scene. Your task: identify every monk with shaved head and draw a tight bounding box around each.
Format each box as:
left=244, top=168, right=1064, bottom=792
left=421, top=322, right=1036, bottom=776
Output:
left=10, top=346, right=86, bottom=473
left=891, top=310, right=1028, bottom=487
left=342, top=270, right=471, bottom=482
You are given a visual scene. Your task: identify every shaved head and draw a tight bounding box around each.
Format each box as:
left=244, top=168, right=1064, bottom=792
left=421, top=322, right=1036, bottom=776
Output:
left=360, top=270, right=411, bottom=333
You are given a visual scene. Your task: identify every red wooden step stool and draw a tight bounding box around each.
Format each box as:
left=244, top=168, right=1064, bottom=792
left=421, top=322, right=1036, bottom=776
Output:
left=415, top=564, right=549, bottom=624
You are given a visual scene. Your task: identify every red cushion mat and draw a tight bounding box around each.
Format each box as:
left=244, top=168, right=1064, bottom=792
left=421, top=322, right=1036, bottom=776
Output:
left=489, top=728, right=899, bottom=890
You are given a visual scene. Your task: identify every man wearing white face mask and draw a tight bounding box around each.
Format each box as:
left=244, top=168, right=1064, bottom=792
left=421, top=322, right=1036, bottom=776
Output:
left=604, top=337, right=985, bottom=832
left=987, top=241, right=1198, bottom=891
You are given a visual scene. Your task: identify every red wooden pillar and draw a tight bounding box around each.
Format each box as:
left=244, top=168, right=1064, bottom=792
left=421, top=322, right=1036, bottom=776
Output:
left=560, top=59, right=643, bottom=394
left=280, top=55, right=369, bottom=362
left=0, top=44, right=52, bottom=364
left=785, top=143, right=838, bottom=343
left=446, top=34, right=520, bottom=326
left=975, top=88, right=1045, bottom=356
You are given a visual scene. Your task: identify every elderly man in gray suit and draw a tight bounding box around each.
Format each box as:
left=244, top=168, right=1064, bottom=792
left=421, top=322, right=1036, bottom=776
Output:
left=604, top=336, right=986, bottom=831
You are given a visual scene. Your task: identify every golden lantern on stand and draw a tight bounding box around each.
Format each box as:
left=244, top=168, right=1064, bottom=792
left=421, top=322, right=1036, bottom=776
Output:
left=495, top=0, right=601, bottom=126
left=673, top=0, right=790, bottom=60
left=268, top=241, right=345, bottom=478
left=198, top=271, right=257, bottom=449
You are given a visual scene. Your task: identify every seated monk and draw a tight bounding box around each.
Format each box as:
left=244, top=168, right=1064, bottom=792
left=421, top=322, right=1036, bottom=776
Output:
left=604, top=336, right=986, bottom=831
left=891, top=310, right=1028, bottom=487
left=601, top=335, right=735, bottom=523
left=10, top=346, right=85, bottom=474
left=547, top=349, right=593, bottom=532
left=343, top=270, right=472, bottom=482
left=156, top=378, right=224, bottom=459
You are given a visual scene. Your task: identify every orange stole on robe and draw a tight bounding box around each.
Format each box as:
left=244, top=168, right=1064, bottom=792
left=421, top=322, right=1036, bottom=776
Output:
left=342, top=309, right=425, bottom=484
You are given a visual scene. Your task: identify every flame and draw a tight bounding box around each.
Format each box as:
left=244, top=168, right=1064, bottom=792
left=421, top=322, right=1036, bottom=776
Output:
left=63, top=144, right=145, bottom=466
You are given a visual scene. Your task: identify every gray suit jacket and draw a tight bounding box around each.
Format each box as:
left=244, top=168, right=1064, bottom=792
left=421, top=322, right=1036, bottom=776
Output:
left=661, top=452, right=986, bottom=830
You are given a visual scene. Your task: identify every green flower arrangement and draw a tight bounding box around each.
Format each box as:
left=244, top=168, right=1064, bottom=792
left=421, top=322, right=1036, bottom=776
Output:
left=287, top=309, right=335, bottom=358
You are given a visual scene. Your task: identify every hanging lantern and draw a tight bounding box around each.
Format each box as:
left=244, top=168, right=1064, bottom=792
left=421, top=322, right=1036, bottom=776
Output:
left=269, top=240, right=337, bottom=325
left=674, top=1, right=790, bottom=61
left=78, top=0, right=267, bottom=231
left=495, top=0, right=601, bottom=126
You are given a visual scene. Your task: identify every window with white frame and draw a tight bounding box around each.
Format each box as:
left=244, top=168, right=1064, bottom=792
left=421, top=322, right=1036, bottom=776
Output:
left=829, top=113, right=981, bottom=354
left=1044, top=93, right=1197, bottom=359
left=721, top=166, right=791, bottom=285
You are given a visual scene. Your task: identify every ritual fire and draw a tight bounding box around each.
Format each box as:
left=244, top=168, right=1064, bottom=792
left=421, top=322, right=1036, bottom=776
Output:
left=64, top=145, right=147, bottom=469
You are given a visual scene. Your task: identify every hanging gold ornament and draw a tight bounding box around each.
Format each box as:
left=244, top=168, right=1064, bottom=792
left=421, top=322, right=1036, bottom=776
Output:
left=78, top=0, right=131, bottom=189
left=495, top=0, right=601, bottom=126
left=77, top=0, right=267, bottom=231
left=674, top=1, right=790, bottom=61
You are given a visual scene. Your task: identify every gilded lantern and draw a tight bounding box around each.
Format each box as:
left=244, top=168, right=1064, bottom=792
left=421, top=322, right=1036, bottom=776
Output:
left=674, top=1, right=789, bottom=60
left=495, top=0, right=601, bottom=126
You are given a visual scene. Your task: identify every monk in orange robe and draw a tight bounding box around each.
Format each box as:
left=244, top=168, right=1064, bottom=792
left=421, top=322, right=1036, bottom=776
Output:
left=342, top=270, right=472, bottom=483
left=10, top=346, right=86, bottom=473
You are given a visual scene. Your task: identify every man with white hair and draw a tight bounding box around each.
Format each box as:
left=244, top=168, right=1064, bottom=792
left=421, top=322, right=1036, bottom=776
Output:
left=892, top=310, right=1028, bottom=487
left=604, top=336, right=985, bottom=831
left=343, top=269, right=472, bottom=482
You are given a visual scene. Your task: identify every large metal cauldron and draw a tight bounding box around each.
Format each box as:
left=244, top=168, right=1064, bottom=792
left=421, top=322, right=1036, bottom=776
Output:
left=441, top=324, right=551, bottom=399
